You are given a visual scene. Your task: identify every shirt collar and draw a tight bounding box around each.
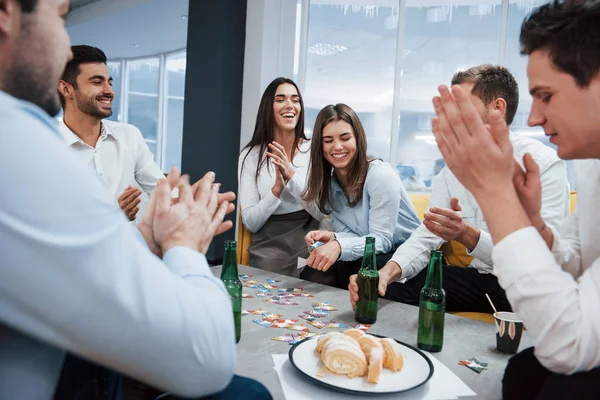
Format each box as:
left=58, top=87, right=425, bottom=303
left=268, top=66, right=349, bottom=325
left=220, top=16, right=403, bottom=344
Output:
left=331, top=172, right=344, bottom=194
left=59, top=119, right=114, bottom=146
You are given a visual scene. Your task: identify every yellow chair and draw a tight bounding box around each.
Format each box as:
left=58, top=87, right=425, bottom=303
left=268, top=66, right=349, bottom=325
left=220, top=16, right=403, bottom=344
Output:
left=570, top=190, right=577, bottom=214
left=407, top=192, right=430, bottom=220
left=237, top=212, right=252, bottom=265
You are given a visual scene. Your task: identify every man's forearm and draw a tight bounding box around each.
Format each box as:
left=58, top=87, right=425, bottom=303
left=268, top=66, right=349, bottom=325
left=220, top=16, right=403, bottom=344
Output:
left=383, top=261, right=403, bottom=282
left=475, top=188, right=532, bottom=245
left=457, top=223, right=481, bottom=252
left=530, top=213, right=555, bottom=249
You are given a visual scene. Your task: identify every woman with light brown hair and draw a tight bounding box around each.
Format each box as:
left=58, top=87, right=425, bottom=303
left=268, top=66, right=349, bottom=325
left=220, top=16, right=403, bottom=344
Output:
left=301, top=103, right=420, bottom=288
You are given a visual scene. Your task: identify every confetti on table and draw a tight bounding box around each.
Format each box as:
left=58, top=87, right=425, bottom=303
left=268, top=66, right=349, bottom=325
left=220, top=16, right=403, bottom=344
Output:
left=349, top=324, right=371, bottom=332
left=278, top=288, right=303, bottom=293
left=242, top=293, right=253, bottom=299
left=260, top=284, right=278, bottom=290
left=306, top=320, right=326, bottom=329
left=246, top=308, right=266, bottom=315
left=243, top=283, right=262, bottom=289
left=253, top=319, right=272, bottom=328
left=262, top=313, right=283, bottom=321
left=303, top=310, right=330, bottom=318
left=459, top=358, right=488, bottom=374
left=241, top=310, right=250, bottom=316
left=239, top=274, right=253, bottom=280
left=298, top=314, right=318, bottom=322
left=288, top=324, right=310, bottom=333
left=266, top=279, right=281, bottom=284
left=255, top=292, right=272, bottom=298
left=245, top=280, right=259, bottom=285
left=271, top=334, right=296, bottom=343
left=325, top=321, right=350, bottom=329
left=299, top=293, right=314, bottom=298
left=270, top=319, right=299, bottom=328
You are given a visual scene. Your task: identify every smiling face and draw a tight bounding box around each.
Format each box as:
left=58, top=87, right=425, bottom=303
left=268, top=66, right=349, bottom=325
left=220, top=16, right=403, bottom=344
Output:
left=526, top=50, right=600, bottom=159
left=322, top=119, right=357, bottom=175
left=272, top=83, right=301, bottom=133
left=69, top=62, right=114, bottom=119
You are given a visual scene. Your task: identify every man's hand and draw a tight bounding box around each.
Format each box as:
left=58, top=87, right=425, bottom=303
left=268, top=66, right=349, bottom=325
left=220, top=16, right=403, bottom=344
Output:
left=432, top=85, right=515, bottom=197
left=266, top=141, right=296, bottom=181
left=305, top=230, right=335, bottom=245
left=513, top=153, right=542, bottom=222
left=431, top=84, right=531, bottom=244
left=118, top=185, right=142, bottom=221
left=154, top=172, right=230, bottom=254
left=423, top=197, right=466, bottom=242
left=348, top=263, right=396, bottom=310
left=422, top=197, right=481, bottom=251
left=306, top=241, right=341, bottom=272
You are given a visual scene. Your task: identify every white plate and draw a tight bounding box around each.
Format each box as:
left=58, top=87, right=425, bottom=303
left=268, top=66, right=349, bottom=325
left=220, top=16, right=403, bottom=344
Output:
left=288, top=335, right=434, bottom=395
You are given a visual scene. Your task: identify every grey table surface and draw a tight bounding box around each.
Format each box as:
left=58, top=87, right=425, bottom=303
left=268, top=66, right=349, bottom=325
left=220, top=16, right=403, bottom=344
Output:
left=211, top=265, right=532, bottom=400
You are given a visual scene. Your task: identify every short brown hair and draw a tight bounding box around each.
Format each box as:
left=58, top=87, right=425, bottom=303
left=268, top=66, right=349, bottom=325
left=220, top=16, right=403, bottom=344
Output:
left=451, top=64, right=519, bottom=125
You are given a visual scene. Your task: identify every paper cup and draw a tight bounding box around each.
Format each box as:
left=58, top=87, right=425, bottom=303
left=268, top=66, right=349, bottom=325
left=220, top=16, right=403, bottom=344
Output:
left=494, top=312, right=523, bottom=354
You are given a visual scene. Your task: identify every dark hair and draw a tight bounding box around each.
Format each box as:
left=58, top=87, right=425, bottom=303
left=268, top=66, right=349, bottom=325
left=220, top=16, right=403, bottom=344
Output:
left=59, top=45, right=108, bottom=108
left=18, top=0, right=37, bottom=12
left=520, top=0, right=600, bottom=88
left=241, top=77, right=307, bottom=183
left=451, top=64, right=519, bottom=125
left=302, top=103, right=370, bottom=214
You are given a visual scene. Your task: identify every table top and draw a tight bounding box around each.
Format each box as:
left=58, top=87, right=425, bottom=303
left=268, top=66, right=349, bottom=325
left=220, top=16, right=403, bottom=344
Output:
left=212, top=265, right=532, bottom=400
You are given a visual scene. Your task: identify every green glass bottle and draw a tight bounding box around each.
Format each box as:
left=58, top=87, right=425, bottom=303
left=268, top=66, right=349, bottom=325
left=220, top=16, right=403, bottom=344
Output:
left=417, top=250, right=445, bottom=352
left=355, top=237, right=379, bottom=324
left=220, top=240, right=242, bottom=343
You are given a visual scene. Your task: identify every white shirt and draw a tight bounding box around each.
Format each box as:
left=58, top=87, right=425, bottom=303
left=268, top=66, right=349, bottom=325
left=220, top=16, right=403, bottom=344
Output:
left=493, top=159, right=600, bottom=375
left=392, top=133, right=570, bottom=281
left=0, top=91, right=236, bottom=399
left=59, top=120, right=165, bottom=218
left=330, top=160, right=421, bottom=261
left=238, top=139, right=322, bottom=232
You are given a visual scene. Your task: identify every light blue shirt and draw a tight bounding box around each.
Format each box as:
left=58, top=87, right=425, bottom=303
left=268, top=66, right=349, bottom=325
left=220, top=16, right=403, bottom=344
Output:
left=331, top=160, right=420, bottom=261
left=0, top=91, right=235, bottom=399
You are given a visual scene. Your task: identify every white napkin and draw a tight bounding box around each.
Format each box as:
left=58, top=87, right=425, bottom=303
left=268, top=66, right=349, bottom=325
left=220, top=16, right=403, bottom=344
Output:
left=272, top=352, right=475, bottom=400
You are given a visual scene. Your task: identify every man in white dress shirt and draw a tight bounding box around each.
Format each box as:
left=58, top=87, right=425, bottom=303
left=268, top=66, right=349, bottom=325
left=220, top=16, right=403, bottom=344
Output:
left=430, top=1, right=600, bottom=398
left=57, top=45, right=165, bottom=221
left=349, top=65, right=570, bottom=314
left=0, top=1, right=271, bottom=399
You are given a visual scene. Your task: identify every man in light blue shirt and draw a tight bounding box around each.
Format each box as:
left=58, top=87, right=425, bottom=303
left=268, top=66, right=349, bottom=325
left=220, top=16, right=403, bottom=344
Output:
left=0, top=1, right=270, bottom=399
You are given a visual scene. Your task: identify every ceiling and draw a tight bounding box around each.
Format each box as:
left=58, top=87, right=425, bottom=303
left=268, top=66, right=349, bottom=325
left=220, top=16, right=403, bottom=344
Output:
left=67, top=0, right=189, bottom=59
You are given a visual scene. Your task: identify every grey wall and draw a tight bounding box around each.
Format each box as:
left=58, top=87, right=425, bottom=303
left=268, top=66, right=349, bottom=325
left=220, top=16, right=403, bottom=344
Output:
left=182, top=0, right=247, bottom=263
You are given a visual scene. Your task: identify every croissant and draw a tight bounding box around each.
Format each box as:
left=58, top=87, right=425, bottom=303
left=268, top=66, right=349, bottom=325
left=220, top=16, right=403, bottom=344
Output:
left=320, top=336, right=367, bottom=378
left=381, top=338, right=404, bottom=372
left=357, top=334, right=383, bottom=362
left=343, top=328, right=366, bottom=340
left=367, top=347, right=384, bottom=384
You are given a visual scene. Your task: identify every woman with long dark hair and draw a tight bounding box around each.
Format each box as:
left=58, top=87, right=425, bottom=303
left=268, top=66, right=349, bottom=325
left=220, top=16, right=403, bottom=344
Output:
left=238, top=77, right=324, bottom=277
left=301, top=103, right=420, bottom=288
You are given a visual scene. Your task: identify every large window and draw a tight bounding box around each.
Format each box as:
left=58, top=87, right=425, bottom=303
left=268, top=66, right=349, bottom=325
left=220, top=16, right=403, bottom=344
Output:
left=106, top=51, right=186, bottom=172
left=127, top=58, right=160, bottom=157
left=163, top=51, right=187, bottom=171
left=299, top=1, right=574, bottom=190
left=106, top=61, right=122, bottom=122
left=303, top=4, right=399, bottom=160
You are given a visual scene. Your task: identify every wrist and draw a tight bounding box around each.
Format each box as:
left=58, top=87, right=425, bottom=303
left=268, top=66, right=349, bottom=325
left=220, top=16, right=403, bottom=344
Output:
left=160, top=239, right=200, bottom=255
left=529, top=213, right=545, bottom=231
left=383, top=261, right=402, bottom=282
left=458, top=224, right=480, bottom=252
left=271, top=186, right=282, bottom=198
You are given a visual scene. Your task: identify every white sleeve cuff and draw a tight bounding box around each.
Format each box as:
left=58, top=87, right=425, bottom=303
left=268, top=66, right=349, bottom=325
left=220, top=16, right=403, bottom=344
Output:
left=492, top=227, right=557, bottom=289
left=467, top=229, right=494, bottom=266
left=163, top=247, right=211, bottom=277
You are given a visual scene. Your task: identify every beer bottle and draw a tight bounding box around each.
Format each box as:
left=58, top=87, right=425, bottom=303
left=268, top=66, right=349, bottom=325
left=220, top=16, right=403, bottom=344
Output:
left=220, top=240, right=242, bottom=343
left=417, top=250, right=445, bottom=352
left=355, top=237, right=379, bottom=324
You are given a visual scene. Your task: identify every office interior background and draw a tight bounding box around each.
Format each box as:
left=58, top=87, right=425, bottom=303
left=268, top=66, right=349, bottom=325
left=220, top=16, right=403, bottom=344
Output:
left=66, top=0, right=571, bottom=257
